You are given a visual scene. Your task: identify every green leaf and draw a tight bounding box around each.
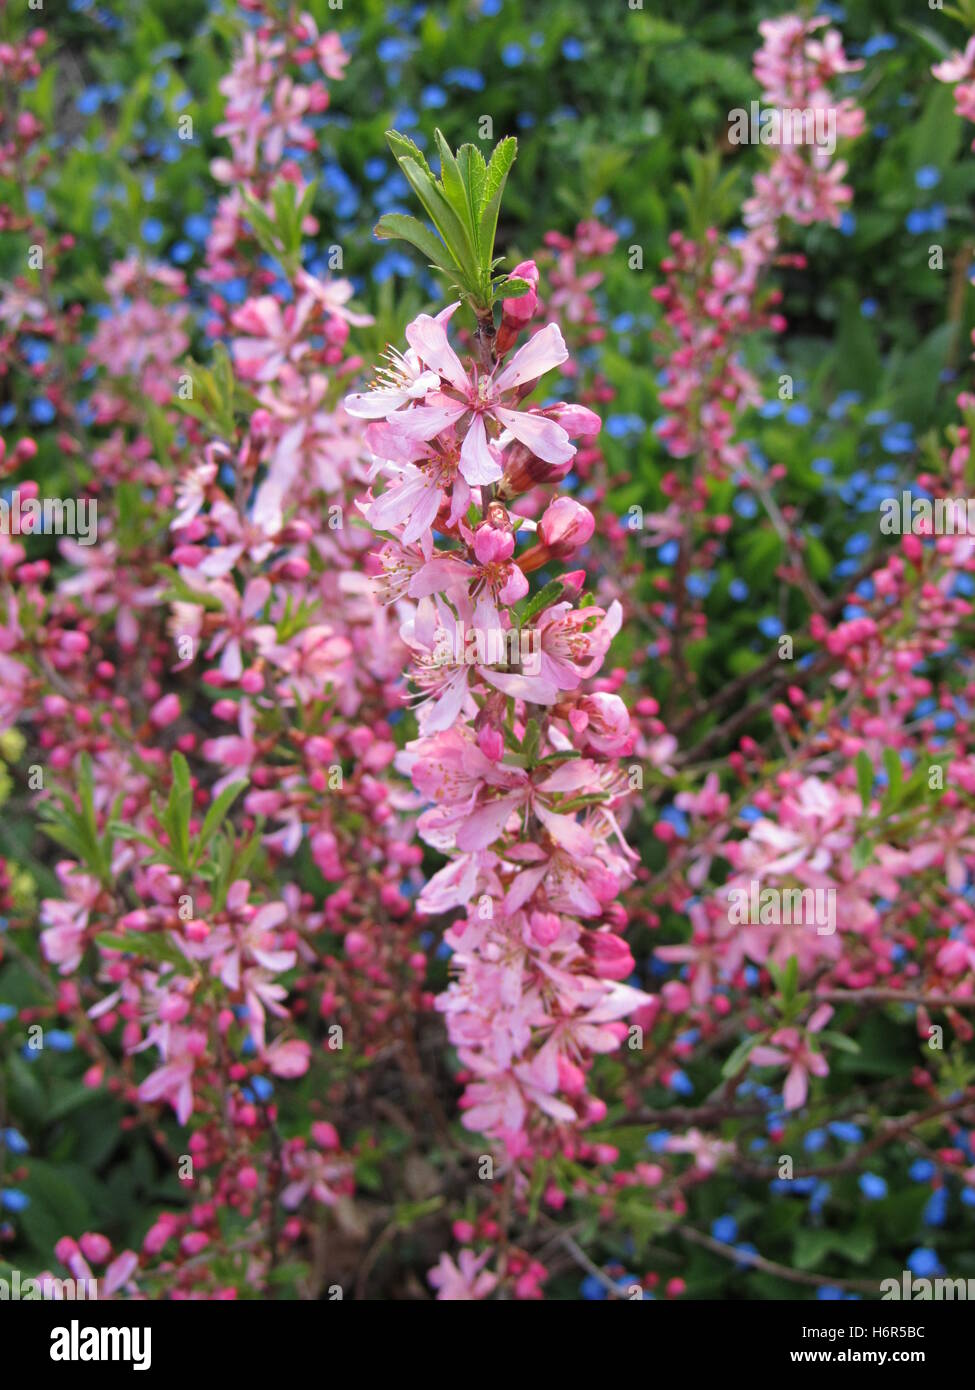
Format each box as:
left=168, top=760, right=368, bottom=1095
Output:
left=385, top=129, right=436, bottom=181
left=881, top=748, right=903, bottom=812
left=721, top=1033, right=761, bottom=1078
left=193, top=779, right=247, bottom=867
left=521, top=719, right=541, bottom=765
left=818, top=1030, right=861, bottom=1055
left=373, top=213, right=456, bottom=276
left=478, top=136, right=517, bottom=279
left=494, top=277, right=530, bottom=299
left=392, top=153, right=476, bottom=280
left=856, top=750, right=873, bottom=811
left=94, top=932, right=189, bottom=969
left=434, top=130, right=473, bottom=241
left=458, top=142, right=488, bottom=232
left=519, top=579, right=564, bottom=625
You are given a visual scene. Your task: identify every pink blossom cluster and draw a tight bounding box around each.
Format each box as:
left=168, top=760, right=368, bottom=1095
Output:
left=347, top=289, right=652, bottom=1163
left=0, top=10, right=431, bottom=1298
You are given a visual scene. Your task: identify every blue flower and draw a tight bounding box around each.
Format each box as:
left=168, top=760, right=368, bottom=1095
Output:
left=660, top=805, right=689, bottom=837
left=443, top=68, right=485, bottom=90
left=757, top=616, right=783, bottom=639
left=915, top=165, right=941, bottom=190
left=501, top=43, right=524, bottom=67
left=923, top=1188, right=948, bottom=1226
left=881, top=424, right=914, bottom=455
left=421, top=85, right=447, bottom=108
left=29, top=398, right=55, bottom=425
left=76, top=87, right=102, bottom=116
left=562, top=38, right=584, bottom=61
left=47, top=1030, right=75, bottom=1052
left=907, top=1247, right=943, bottom=1278
left=859, top=1172, right=887, bottom=1200
left=480, top=0, right=502, bottom=14
left=785, top=403, right=811, bottom=425
left=581, top=1274, right=608, bottom=1300
left=377, top=37, right=412, bottom=64
left=0, top=1190, right=29, bottom=1212
left=141, top=217, right=164, bottom=245
left=2, top=1129, right=29, bottom=1155
left=183, top=214, right=211, bottom=242
left=711, top=1216, right=738, bottom=1243
left=861, top=34, right=897, bottom=57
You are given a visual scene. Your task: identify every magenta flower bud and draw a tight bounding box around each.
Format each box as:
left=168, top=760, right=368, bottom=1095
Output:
left=79, top=1232, right=112, bottom=1265
left=149, top=693, right=181, bottom=728
left=55, top=1237, right=79, bottom=1265
left=473, top=522, right=515, bottom=566
left=312, top=1121, right=340, bottom=1150
left=238, top=1166, right=259, bottom=1192
left=503, top=260, right=539, bottom=323
left=143, top=1222, right=173, bottom=1256
left=538, top=496, right=595, bottom=558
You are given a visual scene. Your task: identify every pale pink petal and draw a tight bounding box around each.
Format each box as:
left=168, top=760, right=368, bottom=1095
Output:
left=493, top=322, right=569, bottom=391
left=405, top=313, right=470, bottom=392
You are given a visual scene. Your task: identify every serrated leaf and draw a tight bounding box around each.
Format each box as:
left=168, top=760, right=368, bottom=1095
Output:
left=519, top=579, right=564, bottom=625
left=478, top=136, right=517, bottom=279
left=494, top=277, right=530, bottom=299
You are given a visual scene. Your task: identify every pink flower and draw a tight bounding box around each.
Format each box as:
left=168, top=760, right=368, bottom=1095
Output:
left=750, top=1007, right=833, bottom=1110
left=350, top=308, right=574, bottom=489
left=428, top=1249, right=498, bottom=1300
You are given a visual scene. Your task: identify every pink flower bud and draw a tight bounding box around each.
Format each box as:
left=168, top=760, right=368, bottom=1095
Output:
left=473, top=522, right=515, bottom=566
left=538, top=496, right=595, bottom=557
left=502, top=260, right=539, bottom=323
left=477, top=723, right=504, bottom=762
left=79, top=1232, right=112, bottom=1264
left=312, top=1121, right=340, bottom=1150
left=545, top=402, right=602, bottom=438
left=588, top=931, right=634, bottom=980
left=149, top=693, right=181, bottom=727
left=238, top=1166, right=259, bottom=1192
